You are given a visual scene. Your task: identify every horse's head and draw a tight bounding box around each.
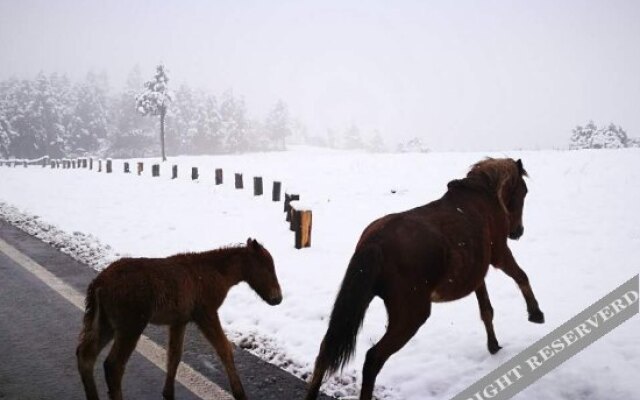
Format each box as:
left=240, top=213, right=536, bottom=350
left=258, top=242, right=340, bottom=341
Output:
left=504, top=159, right=528, bottom=240
left=242, top=238, right=282, bottom=306
left=469, top=158, right=529, bottom=240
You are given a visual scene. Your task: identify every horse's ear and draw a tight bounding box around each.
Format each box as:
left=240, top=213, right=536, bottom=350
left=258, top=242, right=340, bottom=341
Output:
left=516, top=159, right=526, bottom=176
left=247, top=238, right=261, bottom=251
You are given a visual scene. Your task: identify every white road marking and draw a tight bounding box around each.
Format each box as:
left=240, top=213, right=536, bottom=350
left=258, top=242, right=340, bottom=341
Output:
left=0, top=237, right=233, bottom=400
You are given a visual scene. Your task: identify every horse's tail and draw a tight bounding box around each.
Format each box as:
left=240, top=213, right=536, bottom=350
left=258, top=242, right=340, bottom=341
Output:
left=306, top=244, right=383, bottom=397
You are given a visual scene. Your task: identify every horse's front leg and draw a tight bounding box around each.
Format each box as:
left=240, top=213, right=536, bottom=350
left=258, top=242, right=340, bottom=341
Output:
left=494, top=247, right=544, bottom=323
left=195, top=313, right=247, bottom=400
left=475, top=282, right=501, bottom=354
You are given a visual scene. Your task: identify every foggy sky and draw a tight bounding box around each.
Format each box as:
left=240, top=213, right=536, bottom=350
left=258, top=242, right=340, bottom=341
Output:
left=1, top=0, right=639, bottom=150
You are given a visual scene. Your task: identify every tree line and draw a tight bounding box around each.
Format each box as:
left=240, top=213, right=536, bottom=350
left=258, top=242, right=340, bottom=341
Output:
left=0, top=65, right=293, bottom=159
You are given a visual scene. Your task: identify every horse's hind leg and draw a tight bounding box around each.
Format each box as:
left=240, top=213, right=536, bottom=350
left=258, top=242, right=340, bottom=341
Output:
left=475, top=282, right=501, bottom=354
left=77, top=320, right=114, bottom=400
left=360, top=295, right=430, bottom=400
left=495, top=248, right=544, bottom=323
left=162, top=323, right=187, bottom=400
left=103, top=329, right=143, bottom=400
left=305, top=341, right=329, bottom=400
left=196, top=313, right=247, bottom=400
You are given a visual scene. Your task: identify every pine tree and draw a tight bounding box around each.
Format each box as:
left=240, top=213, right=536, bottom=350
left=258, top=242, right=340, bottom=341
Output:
left=109, top=66, right=156, bottom=157
left=367, top=130, right=385, bottom=153
left=264, top=100, right=291, bottom=150
left=219, top=90, right=249, bottom=153
left=136, top=64, right=172, bottom=161
left=66, top=72, right=109, bottom=155
left=343, top=124, right=363, bottom=149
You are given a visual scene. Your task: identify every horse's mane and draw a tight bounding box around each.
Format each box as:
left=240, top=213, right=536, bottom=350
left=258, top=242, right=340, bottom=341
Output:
left=447, top=158, right=526, bottom=212
left=467, top=158, right=527, bottom=188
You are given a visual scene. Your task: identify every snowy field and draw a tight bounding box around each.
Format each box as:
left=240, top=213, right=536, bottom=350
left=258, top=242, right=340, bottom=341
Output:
left=0, top=146, right=638, bottom=400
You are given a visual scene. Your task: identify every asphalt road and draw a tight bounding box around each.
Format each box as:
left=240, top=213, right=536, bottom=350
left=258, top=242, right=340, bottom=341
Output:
left=0, top=219, right=334, bottom=400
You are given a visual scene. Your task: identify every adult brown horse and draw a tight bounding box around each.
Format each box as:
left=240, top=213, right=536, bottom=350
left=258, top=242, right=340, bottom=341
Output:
left=305, top=158, right=544, bottom=400
left=76, top=238, right=282, bottom=400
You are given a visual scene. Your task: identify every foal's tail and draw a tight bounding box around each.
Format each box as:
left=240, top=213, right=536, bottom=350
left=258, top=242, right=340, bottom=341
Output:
left=305, top=245, right=383, bottom=399
left=76, top=282, right=104, bottom=400
left=79, top=282, right=102, bottom=342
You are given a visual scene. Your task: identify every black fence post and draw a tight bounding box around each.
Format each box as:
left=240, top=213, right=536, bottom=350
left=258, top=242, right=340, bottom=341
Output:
left=272, top=181, right=282, bottom=202
left=253, top=177, right=263, bottom=196
left=215, top=168, right=223, bottom=185
left=235, top=173, right=243, bottom=189
left=192, top=167, right=199, bottom=180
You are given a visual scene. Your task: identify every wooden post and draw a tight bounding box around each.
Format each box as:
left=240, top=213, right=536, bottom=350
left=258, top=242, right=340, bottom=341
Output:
left=215, top=168, right=223, bottom=185
left=89, top=158, right=93, bottom=170
left=253, top=177, right=263, bottom=196
left=137, top=162, right=143, bottom=175
left=172, top=165, right=178, bottom=179
left=235, top=173, right=243, bottom=189
left=289, top=208, right=299, bottom=231
left=83, top=158, right=88, bottom=168
left=97, top=160, right=102, bottom=172
left=192, top=167, right=199, bottom=180
left=23, top=160, right=27, bottom=168
left=72, top=160, right=77, bottom=169
left=106, top=159, right=112, bottom=173
left=42, top=157, right=49, bottom=167
left=152, top=164, right=160, bottom=177
left=124, top=162, right=130, bottom=173
left=294, top=209, right=313, bottom=249
left=50, top=161, right=55, bottom=169
left=272, top=181, right=282, bottom=202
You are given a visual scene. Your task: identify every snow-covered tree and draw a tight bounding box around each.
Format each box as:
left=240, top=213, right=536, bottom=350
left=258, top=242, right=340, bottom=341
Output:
left=264, top=100, right=291, bottom=150
left=219, top=90, right=249, bottom=153
left=136, top=64, right=172, bottom=160
left=367, top=130, right=385, bottom=153
left=109, top=66, right=156, bottom=157
left=397, top=137, right=429, bottom=153
left=570, top=121, right=629, bottom=149
left=66, top=72, right=109, bottom=155
left=343, top=124, right=363, bottom=149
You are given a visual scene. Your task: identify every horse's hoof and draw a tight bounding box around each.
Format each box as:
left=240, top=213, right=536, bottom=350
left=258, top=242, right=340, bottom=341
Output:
left=528, top=310, right=545, bottom=324
left=488, top=343, right=502, bottom=355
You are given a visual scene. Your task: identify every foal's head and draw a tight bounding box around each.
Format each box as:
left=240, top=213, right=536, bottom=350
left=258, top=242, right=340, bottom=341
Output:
left=242, top=238, right=282, bottom=305
left=470, top=158, right=529, bottom=240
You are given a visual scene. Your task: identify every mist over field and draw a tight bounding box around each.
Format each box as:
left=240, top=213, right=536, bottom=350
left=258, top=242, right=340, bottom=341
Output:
left=1, top=0, right=639, bottom=155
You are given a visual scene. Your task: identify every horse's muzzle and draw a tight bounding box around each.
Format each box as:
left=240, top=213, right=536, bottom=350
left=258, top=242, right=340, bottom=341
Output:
left=266, top=290, right=283, bottom=306
left=509, top=225, right=524, bottom=240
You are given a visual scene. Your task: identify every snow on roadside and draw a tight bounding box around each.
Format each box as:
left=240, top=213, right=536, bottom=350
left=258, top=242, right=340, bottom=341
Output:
left=0, top=201, right=119, bottom=270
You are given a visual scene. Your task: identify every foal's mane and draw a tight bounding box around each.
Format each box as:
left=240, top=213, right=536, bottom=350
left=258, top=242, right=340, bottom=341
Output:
left=170, top=243, right=251, bottom=264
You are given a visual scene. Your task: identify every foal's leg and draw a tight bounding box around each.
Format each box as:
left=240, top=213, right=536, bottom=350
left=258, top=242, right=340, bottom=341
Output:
left=162, top=323, right=187, bottom=400
left=77, top=323, right=114, bottom=400
left=360, top=294, right=431, bottom=400
left=103, top=329, right=143, bottom=400
left=475, top=282, right=501, bottom=354
left=495, top=247, right=544, bottom=323
left=196, top=313, right=246, bottom=400
left=162, top=324, right=187, bottom=400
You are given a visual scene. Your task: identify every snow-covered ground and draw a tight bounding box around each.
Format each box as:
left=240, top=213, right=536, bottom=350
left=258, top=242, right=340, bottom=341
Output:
left=0, top=146, right=638, bottom=400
